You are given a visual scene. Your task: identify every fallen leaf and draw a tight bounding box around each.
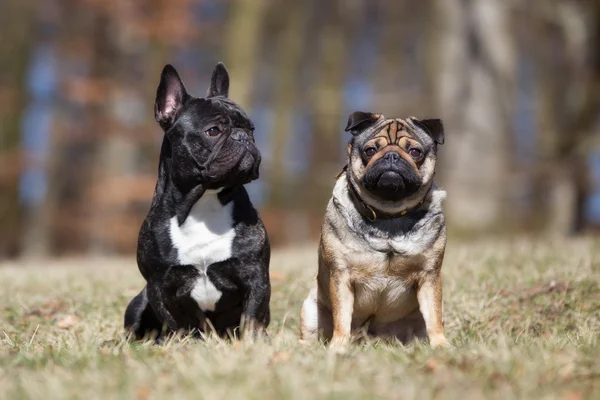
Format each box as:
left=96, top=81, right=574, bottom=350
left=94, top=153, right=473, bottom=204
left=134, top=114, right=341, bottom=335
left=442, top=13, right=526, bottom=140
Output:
left=562, top=391, right=583, bottom=400
left=57, top=314, right=79, bottom=329
left=26, top=299, right=68, bottom=319
left=424, top=358, right=439, bottom=373
left=268, top=351, right=293, bottom=365
left=269, top=271, right=286, bottom=282
left=137, top=386, right=151, bottom=400
left=272, top=351, right=292, bottom=362
left=231, top=341, right=243, bottom=350
left=559, top=362, right=575, bottom=380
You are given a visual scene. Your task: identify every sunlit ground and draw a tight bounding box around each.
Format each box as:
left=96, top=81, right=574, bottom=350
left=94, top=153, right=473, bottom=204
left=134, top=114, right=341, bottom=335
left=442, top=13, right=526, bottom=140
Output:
left=1, top=238, right=599, bottom=399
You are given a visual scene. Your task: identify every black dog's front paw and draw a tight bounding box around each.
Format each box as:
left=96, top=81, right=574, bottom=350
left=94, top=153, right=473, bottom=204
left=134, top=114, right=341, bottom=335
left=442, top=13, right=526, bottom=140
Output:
left=262, top=330, right=272, bottom=345
left=239, top=317, right=270, bottom=344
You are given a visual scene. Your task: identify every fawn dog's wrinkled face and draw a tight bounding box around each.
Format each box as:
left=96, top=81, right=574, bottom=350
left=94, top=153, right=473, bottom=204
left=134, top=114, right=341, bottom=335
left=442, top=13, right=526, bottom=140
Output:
left=154, top=63, right=261, bottom=191
left=345, top=112, right=444, bottom=211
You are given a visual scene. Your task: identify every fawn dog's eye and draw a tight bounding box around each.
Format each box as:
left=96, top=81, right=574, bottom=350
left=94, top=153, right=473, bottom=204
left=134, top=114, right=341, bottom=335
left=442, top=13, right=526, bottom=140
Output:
left=365, top=147, right=377, bottom=157
left=408, top=148, right=423, bottom=160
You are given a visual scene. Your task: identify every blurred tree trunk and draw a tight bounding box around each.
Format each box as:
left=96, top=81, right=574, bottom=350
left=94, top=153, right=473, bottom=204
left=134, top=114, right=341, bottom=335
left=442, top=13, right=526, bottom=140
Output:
left=84, top=11, right=114, bottom=254
left=531, top=1, right=600, bottom=235
left=88, top=0, right=177, bottom=254
left=306, top=0, right=354, bottom=210
left=373, top=0, right=424, bottom=115
left=267, top=0, right=309, bottom=207
left=0, top=0, right=35, bottom=258
left=372, top=0, right=403, bottom=113
left=223, top=0, right=266, bottom=109
left=429, top=0, right=516, bottom=233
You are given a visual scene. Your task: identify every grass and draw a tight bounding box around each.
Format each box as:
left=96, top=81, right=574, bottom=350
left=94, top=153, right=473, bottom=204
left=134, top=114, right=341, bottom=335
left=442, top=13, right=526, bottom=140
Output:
left=1, top=238, right=599, bottom=400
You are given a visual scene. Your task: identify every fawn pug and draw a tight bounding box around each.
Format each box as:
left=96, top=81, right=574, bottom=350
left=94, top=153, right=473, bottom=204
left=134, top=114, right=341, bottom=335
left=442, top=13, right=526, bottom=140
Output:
left=300, top=112, right=449, bottom=350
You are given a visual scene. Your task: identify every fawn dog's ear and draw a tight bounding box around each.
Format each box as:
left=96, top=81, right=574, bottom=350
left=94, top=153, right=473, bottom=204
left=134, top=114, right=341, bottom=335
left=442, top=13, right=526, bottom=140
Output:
left=410, top=117, right=445, bottom=145
left=345, top=112, right=381, bottom=135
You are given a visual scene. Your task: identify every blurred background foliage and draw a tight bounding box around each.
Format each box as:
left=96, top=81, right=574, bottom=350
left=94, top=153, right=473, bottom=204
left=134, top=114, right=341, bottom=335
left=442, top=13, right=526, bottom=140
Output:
left=0, top=0, right=599, bottom=258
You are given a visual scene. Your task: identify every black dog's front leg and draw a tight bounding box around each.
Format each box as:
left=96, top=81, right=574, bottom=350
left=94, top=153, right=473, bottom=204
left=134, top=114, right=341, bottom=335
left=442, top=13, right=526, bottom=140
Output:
left=240, top=271, right=271, bottom=340
left=146, top=281, right=179, bottom=332
left=146, top=266, right=207, bottom=336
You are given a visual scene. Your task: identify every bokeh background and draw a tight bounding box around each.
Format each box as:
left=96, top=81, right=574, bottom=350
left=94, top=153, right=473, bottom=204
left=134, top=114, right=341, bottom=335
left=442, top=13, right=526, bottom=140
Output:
left=1, top=0, right=599, bottom=259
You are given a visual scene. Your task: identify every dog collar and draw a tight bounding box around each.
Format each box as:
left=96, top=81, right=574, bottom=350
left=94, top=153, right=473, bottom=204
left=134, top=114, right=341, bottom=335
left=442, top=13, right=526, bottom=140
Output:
left=338, top=165, right=428, bottom=221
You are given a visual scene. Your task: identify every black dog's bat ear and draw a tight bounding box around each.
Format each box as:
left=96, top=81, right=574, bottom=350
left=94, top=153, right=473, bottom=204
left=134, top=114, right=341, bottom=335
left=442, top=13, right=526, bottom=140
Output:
left=345, top=111, right=381, bottom=135
left=155, top=64, right=189, bottom=130
left=206, top=62, right=230, bottom=98
left=410, top=117, right=445, bottom=145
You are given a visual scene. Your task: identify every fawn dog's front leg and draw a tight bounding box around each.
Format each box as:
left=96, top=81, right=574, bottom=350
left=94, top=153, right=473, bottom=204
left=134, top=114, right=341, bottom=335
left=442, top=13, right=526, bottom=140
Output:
left=329, top=269, right=354, bottom=351
left=417, top=273, right=450, bottom=348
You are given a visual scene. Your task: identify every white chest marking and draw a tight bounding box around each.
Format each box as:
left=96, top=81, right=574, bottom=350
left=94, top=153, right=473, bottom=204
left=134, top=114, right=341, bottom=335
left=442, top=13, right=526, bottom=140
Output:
left=169, top=190, right=236, bottom=311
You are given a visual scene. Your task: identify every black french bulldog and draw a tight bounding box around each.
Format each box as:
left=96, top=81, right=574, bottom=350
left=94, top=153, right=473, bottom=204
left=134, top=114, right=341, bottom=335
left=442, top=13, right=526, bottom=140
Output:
left=124, top=62, right=270, bottom=341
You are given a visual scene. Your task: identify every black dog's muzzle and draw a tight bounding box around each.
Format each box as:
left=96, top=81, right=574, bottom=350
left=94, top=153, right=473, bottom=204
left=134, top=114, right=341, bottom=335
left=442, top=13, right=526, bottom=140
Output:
left=192, top=129, right=259, bottom=177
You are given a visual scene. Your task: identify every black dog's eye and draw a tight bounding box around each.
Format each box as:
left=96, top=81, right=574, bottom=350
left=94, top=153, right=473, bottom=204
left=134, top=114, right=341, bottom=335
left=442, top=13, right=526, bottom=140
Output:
left=365, top=147, right=377, bottom=157
left=408, top=148, right=423, bottom=159
left=205, top=126, right=221, bottom=137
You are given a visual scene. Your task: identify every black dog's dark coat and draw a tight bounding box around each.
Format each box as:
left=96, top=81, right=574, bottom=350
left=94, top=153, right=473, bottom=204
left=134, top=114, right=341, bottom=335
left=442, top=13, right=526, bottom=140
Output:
left=124, top=63, right=270, bottom=340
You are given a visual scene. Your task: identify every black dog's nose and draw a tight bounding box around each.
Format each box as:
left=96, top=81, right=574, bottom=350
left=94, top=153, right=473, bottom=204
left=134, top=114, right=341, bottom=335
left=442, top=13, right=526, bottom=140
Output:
left=384, top=152, right=400, bottom=163
left=231, top=129, right=249, bottom=142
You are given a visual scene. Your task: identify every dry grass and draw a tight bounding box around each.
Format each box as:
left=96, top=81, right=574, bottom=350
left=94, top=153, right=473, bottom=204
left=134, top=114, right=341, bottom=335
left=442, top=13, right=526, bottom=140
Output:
left=1, top=238, right=599, bottom=400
